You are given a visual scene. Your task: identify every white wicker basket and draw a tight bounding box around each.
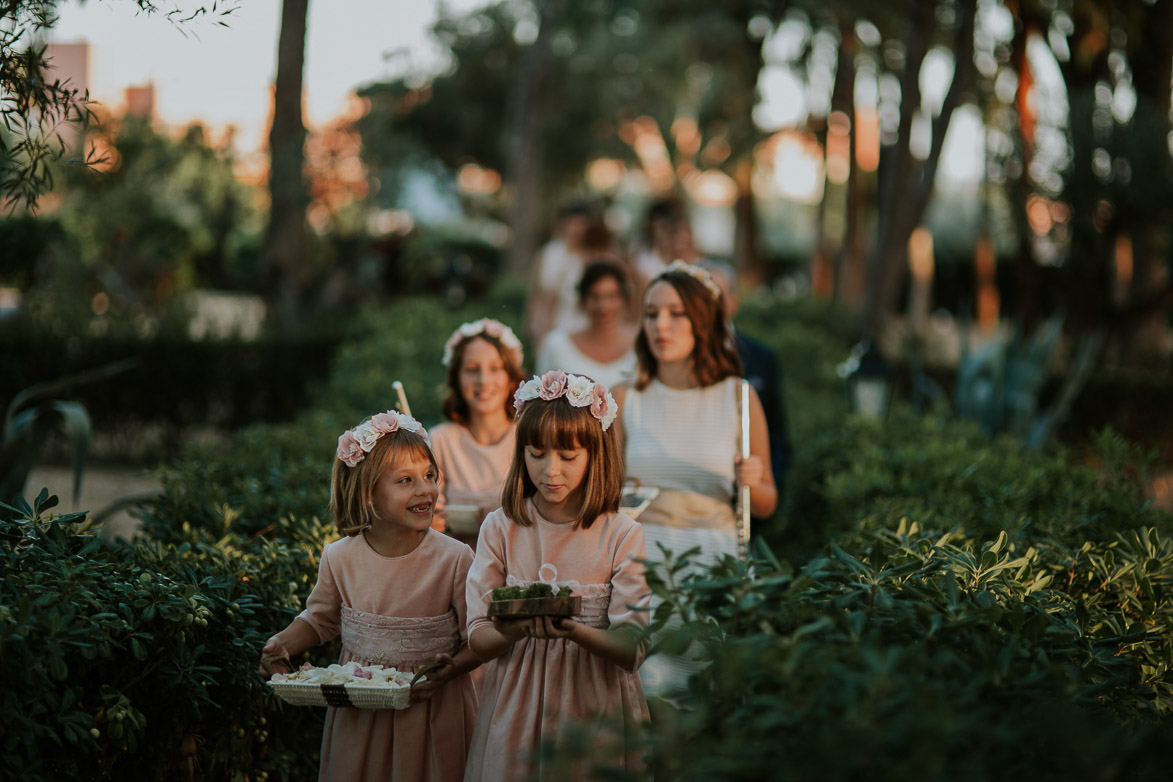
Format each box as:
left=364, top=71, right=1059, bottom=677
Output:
left=266, top=680, right=412, bottom=710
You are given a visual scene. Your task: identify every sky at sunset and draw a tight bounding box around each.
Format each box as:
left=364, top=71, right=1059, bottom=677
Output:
left=49, top=1, right=485, bottom=153
left=46, top=1, right=982, bottom=188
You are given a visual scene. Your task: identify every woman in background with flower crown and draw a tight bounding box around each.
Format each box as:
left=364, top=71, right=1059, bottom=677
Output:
left=430, top=318, right=528, bottom=548
left=612, top=261, right=777, bottom=699
left=464, top=371, right=650, bottom=781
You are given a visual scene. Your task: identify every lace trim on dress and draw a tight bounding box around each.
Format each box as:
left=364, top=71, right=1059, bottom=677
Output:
left=340, top=605, right=460, bottom=667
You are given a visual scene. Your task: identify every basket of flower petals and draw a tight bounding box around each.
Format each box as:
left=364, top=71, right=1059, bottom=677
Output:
left=486, top=583, right=581, bottom=620
left=266, top=661, right=417, bottom=709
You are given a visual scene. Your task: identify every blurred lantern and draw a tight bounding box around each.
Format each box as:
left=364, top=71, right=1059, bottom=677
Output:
left=838, top=340, right=894, bottom=418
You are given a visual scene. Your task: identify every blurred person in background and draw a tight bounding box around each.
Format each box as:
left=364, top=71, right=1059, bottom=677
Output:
left=536, top=259, right=638, bottom=389
left=525, top=200, right=618, bottom=350
left=629, top=197, right=698, bottom=306
left=429, top=319, right=528, bottom=549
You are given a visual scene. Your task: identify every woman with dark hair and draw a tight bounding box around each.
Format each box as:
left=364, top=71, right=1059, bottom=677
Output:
left=428, top=319, right=528, bottom=547
left=535, top=259, right=638, bottom=389
left=612, top=261, right=777, bottom=696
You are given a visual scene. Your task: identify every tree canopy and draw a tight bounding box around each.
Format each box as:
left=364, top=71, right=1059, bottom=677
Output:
left=0, top=0, right=240, bottom=210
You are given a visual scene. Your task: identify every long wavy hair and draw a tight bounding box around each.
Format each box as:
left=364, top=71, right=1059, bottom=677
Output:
left=441, top=334, right=528, bottom=425
left=633, top=268, right=741, bottom=390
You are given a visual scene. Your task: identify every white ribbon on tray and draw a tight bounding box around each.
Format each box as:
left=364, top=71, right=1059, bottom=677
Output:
left=483, top=562, right=582, bottom=602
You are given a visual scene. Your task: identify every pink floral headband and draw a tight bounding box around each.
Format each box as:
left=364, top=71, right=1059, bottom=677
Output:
left=513, top=370, right=619, bottom=431
left=658, top=259, right=721, bottom=300
left=441, top=318, right=524, bottom=368
left=336, top=410, right=431, bottom=468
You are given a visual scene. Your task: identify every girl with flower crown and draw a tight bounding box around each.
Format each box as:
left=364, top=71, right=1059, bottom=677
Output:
left=463, top=371, right=651, bottom=781
left=258, top=411, right=480, bottom=782
left=430, top=318, right=528, bottom=547
left=612, top=261, right=777, bottom=698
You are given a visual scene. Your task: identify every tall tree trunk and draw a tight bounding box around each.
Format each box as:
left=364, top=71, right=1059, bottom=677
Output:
left=861, top=0, right=976, bottom=336
left=1007, top=4, right=1044, bottom=335
left=504, top=0, right=562, bottom=279
left=732, top=158, right=761, bottom=284
left=830, top=19, right=858, bottom=303
left=262, top=0, right=310, bottom=332
left=1055, top=5, right=1114, bottom=335
left=1120, top=0, right=1173, bottom=351
left=860, top=0, right=932, bottom=336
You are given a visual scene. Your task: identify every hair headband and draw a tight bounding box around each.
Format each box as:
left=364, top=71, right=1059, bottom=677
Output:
left=513, top=370, right=619, bottom=431
left=658, top=259, right=721, bottom=300
left=441, top=318, right=524, bottom=368
left=336, top=410, right=430, bottom=468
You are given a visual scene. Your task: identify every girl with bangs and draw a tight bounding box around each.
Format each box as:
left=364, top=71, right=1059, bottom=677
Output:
left=612, top=261, right=777, bottom=699
left=259, top=411, right=480, bottom=781
left=463, top=372, right=651, bottom=781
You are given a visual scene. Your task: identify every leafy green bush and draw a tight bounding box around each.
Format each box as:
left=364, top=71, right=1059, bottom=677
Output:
left=0, top=491, right=338, bottom=781
left=633, top=403, right=1173, bottom=779
left=771, top=403, right=1168, bottom=565
left=643, top=521, right=1173, bottom=781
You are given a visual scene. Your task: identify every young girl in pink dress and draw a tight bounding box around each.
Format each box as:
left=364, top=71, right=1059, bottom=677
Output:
left=259, top=410, right=480, bottom=782
left=463, top=371, right=651, bottom=782
left=429, top=318, right=528, bottom=548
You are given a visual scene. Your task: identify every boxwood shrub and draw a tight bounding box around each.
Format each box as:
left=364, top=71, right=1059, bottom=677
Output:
left=13, top=286, right=1173, bottom=779
left=1, top=491, right=338, bottom=781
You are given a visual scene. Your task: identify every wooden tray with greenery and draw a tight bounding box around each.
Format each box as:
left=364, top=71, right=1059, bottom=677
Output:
left=486, top=583, right=580, bottom=619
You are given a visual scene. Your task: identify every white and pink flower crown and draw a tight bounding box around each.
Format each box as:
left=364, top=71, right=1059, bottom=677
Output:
left=441, top=318, right=524, bottom=368
left=513, top=370, right=619, bottom=431
left=336, top=410, right=431, bottom=468
left=658, top=259, right=721, bottom=300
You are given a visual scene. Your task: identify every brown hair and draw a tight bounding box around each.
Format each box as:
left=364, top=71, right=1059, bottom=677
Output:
left=329, top=428, right=438, bottom=536
left=576, top=258, right=631, bottom=307
left=441, top=334, right=528, bottom=425
left=500, top=398, right=623, bottom=529
left=633, top=269, right=742, bottom=390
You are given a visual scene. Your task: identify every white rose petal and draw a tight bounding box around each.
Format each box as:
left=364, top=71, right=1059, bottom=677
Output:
left=354, top=423, right=380, bottom=452
left=565, top=375, right=595, bottom=407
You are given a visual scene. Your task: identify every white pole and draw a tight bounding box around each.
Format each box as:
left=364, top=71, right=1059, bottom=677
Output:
left=738, top=379, right=751, bottom=560
left=393, top=381, right=412, bottom=417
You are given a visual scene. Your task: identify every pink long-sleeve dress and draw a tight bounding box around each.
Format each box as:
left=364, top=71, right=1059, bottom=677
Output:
left=463, top=501, right=651, bottom=782
left=295, top=529, right=478, bottom=782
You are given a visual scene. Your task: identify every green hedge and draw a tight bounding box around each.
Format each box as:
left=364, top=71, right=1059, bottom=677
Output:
left=643, top=413, right=1173, bottom=780
left=12, top=286, right=1173, bottom=778
left=0, top=491, right=338, bottom=782
left=0, top=329, right=339, bottom=461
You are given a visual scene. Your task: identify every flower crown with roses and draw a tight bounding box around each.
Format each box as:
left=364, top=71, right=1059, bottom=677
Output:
left=513, top=370, right=619, bottom=431
left=441, top=318, right=524, bottom=368
left=336, top=410, right=431, bottom=468
left=658, top=259, right=722, bottom=300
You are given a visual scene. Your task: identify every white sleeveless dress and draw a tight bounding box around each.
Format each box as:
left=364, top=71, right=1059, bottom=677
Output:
left=622, top=377, right=741, bottom=698
left=535, top=329, right=637, bottom=390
